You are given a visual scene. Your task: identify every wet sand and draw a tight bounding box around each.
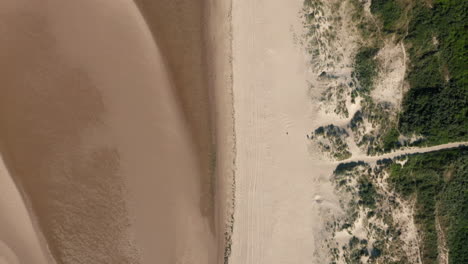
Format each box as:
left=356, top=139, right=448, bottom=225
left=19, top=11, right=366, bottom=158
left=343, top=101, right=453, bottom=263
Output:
left=0, top=155, right=53, bottom=264
left=0, top=0, right=228, bottom=263
left=135, top=0, right=216, bottom=225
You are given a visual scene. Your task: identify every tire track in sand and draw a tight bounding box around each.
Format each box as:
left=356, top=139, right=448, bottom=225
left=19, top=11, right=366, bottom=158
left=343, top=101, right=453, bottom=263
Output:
left=230, top=0, right=341, bottom=263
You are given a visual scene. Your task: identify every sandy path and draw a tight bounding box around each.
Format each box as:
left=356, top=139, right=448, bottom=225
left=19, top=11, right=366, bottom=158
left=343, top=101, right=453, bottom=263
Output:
left=230, top=0, right=340, bottom=263
left=342, top=142, right=468, bottom=164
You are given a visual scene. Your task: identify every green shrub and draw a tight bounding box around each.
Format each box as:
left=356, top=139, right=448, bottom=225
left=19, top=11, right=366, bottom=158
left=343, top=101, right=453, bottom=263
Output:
left=382, top=127, right=400, bottom=151
left=370, top=0, right=403, bottom=32
left=353, top=47, right=379, bottom=93
left=358, top=176, right=378, bottom=209
left=397, top=0, right=468, bottom=145
left=388, top=147, right=468, bottom=263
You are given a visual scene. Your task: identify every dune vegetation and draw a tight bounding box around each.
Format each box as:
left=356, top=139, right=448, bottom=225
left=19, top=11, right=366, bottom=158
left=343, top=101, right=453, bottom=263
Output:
left=371, top=0, right=468, bottom=147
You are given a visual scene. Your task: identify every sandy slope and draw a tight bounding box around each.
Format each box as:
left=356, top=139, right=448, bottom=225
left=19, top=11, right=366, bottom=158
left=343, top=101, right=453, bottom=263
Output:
left=0, top=0, right=219, bottom=263
left=230, top=0, right=341, bottom=263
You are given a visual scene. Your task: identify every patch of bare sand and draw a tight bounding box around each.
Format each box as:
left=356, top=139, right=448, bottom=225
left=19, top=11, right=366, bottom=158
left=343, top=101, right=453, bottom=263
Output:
left=371, top=40, right=408, bottom=108
left=0, top=0, right=223, bottom=263
left=231, top=0, right=341, bottom=263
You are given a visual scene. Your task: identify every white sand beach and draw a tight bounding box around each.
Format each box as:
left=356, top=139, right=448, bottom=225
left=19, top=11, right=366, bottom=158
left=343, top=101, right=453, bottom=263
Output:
left=229, top=0, right=341, bottom=263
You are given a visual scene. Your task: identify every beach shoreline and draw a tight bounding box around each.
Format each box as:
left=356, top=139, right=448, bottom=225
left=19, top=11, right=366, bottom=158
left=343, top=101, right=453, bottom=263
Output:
left=202, top=0, right=236, bottom=262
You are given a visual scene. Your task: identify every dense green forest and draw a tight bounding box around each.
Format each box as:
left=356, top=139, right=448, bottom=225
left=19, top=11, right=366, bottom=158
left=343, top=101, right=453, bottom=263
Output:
left=328, top=1, right=467, bottom=263
left=389, top=147, right=468, bottom=264
left=371, top=0, right=468, bottom=145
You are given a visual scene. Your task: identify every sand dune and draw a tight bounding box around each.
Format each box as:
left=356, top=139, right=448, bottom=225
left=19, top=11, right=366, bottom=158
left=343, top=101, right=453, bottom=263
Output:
left=0, top=0, right=226, bottom=263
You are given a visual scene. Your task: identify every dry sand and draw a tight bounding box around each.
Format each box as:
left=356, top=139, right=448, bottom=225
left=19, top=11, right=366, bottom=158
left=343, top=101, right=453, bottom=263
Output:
left=135, top=0, right=216, bottom=225
left=0, top=0, right=227, bottom=263
left=230, top=0, right=341, bottom=263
